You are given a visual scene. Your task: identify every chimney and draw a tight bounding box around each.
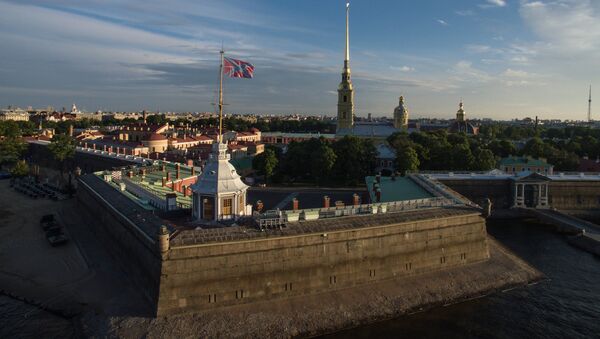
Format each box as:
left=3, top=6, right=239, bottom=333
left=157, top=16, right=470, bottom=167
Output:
left=182, top=185, right=188, bottom=197
left=161, top=163, right=166, bottom=172
left=92, top=143, right=96, bottom=150
left=172, top=181, right=176, bottom=191
left=166, top=172, right=171, bottom=181
left=140, top=168, right=147, bottom=177
left=353, top=193, right=360, bottom=206
left=103, top=145, right=107, bottom=152
left=187, top=159, right=194, bottom=167
left=84, top=142, right=88, bottom=149
left=127, top=170, right=133, bottom=178
left=256, top=200, right=264, bottom=212
left=292, top=198, right=299, bottom=211
left=323, top=196, right=330, bottom=208
left=376, top=189, right=381, bottom=203
left=176, top=163, right=181, bottom=179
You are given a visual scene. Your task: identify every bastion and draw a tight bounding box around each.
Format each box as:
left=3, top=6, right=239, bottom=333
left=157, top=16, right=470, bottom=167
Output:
left=76, top=169, right=542, bottom=331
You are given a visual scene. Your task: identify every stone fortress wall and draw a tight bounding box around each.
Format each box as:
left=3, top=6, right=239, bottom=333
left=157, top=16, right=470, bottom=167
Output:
left=439, top=178, right=600, bottom=211
left=159, top=211, right=488, bottom=315
left=76, top=175, right=489, bottom=316
left=77, top=178, right=162, bottom=307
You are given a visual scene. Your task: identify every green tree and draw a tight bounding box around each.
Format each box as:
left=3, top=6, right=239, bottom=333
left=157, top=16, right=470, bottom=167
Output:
left=11, top=160, right=29, bottom=177
left=472, top=148, right=496, bottom=171
left=331, top=136, right=377, bottom=186
left=310, top=143, right=337, bottom=185
left=522, top=137, right=545, bottom=158
left=0, top=136, right=27, bottom=166
left=253, top=148, right=278, bottom=184
left=396, top=146, right=420, bottom=176
left=48, top=134, right=76, bottom=175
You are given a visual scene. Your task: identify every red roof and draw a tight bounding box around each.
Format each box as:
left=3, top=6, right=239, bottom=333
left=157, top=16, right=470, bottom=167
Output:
left=146, top=133, right=168, bottom=141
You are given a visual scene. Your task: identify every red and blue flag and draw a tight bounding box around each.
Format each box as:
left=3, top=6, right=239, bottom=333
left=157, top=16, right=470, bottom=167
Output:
left=224, top=57, right=255, bottom=78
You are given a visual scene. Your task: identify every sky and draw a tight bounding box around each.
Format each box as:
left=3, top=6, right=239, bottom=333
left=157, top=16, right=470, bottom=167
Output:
left=0, top=0, right=598, bottom=120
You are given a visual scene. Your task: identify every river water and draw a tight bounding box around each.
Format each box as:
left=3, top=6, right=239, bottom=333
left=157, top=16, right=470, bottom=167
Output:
left=326, top=219, right=600, bottom=339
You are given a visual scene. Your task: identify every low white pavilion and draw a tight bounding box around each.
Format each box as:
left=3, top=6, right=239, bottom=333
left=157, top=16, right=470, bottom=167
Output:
left=191, top=141, right=251, bottom=222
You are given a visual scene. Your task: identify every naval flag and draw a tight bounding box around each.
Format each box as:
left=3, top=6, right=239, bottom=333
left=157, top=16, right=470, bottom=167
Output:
left=224, top=57, right=255, bottom=79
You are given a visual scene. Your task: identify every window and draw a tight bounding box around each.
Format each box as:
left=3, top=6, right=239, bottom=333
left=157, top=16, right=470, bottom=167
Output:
left=440, top=256, right=446, bottom=264
left=343, top=95, right=348, bottom=103
left=329, top=276, right=337, bottom=284
left=369, top=269, right=376, bottom=277
left=405, top=263, right=412, bottom=271
left=223, top=198, right=233, bottom=216
left=208, top=294, right=217, bottom=303
left=236, top=290, right=244, bottom=299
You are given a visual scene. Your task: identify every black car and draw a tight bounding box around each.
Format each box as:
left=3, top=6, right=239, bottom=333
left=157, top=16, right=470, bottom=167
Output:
left=45, top=228, right=68, bottom=246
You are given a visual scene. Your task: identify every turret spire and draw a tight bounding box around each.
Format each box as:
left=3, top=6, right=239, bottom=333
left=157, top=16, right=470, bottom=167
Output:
left=336, top=1, right=354, bottom=132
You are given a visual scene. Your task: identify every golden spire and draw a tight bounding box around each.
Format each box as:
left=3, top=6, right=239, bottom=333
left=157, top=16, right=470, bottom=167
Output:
left=345, top=1, right=350, bottom=66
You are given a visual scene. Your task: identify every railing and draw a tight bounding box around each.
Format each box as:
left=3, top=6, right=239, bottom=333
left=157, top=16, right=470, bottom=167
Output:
left=413, top=174, right=480, bottom=208
left=120, top=178, right=166, bottom=210
left=258, top=196, right=458, bottom=230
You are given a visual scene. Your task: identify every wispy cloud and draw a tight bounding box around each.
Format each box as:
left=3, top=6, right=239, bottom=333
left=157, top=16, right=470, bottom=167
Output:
left=391, top=66, right=415, bottom=72
left=437, top=19, right=449, bottom=26
left=480, top=0, right=507, bottom=8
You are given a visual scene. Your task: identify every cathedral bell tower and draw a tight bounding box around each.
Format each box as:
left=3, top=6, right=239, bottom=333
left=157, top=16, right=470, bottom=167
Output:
left=337, top=2, right=354, bottom=132
left=456, top=101, right=466, bottom=122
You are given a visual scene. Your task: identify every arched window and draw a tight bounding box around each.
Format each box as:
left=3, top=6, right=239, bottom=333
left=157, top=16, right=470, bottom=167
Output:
left=343, top=95, right=348, bottom=103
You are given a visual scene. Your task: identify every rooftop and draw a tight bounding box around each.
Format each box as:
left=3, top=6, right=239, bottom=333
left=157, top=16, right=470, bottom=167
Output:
left=365, top=176, right=434, bottom=203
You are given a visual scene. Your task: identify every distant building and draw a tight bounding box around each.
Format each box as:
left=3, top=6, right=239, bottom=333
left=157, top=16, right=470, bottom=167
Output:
left=261, top=132, right=336, bottom=145
left=448, top=101, right=479, bottom=135
left=578, top=157, right=600, bottom=172
left=375, top=144, right=396, bottom=174
left=393, top=96, right=409, bottom=129
left=499, top=156, right=554, bottom=175
left=0, top=108, right=29, bottom=121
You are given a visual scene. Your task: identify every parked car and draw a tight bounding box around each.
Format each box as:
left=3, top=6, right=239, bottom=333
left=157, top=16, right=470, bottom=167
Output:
left=45, top=228, right=68, bottom=246
left=0, top=172, right=11, bottom=180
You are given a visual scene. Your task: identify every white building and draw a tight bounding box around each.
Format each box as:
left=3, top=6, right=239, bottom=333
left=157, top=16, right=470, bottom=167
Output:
left=191, top=141, right=251, bottom=222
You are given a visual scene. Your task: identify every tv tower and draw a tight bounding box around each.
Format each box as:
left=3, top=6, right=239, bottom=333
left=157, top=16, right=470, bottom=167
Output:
left=588, top=85, right=592, bottom=123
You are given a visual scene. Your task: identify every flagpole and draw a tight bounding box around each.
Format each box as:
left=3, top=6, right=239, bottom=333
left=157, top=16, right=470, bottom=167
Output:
left=218, top=49, right=224, bottom=144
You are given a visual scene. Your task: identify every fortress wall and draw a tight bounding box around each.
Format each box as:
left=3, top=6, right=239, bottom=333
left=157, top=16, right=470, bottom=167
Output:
left=157, top=212, right=489, bottom=316
left=549, top=181, right=600, bottom=210
left=439, top=179, right=512, bottom=209
left=77, top=181, right=162, bottom=310
left=27, top=142, right=135, bottom=174
left=439, top=178, right=600, bottom=211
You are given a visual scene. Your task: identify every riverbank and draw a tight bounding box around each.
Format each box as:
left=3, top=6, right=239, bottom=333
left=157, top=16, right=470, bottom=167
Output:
left=79, top=238, right=542, bottom=338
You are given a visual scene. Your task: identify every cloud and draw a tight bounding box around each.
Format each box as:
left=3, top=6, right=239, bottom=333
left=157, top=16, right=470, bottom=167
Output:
left=391, top=66, right=415, bottom=72
left=455, top=10, right=475, bottom=16
left=450, top=61, right=492, bottom=83
left=520, top=0, right=600, bottom=56
left=481, top=0, right=507, bottom=8
left=437, top=19, right=449, bottom=26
